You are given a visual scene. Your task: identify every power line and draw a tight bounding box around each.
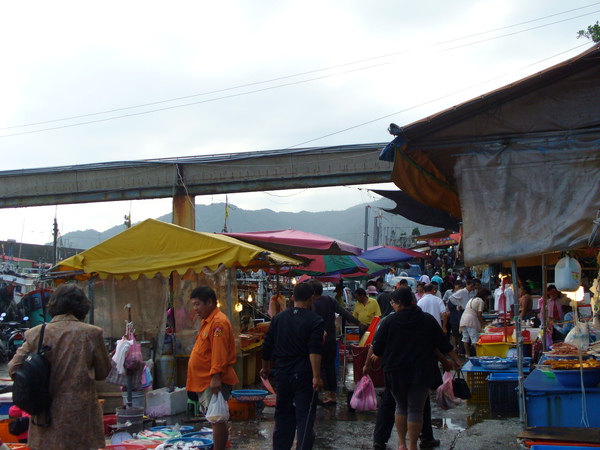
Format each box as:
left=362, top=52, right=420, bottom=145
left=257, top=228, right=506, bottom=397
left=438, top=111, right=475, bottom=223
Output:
left=285, top=42, right=591, bottom=149
left=1, top=5, right=598, bottom=138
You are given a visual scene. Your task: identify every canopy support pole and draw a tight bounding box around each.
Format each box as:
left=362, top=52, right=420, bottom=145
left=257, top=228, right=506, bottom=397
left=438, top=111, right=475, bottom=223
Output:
left=511, top=260, right=527, bottom=427
left=227, top=268, right=234, bottom=323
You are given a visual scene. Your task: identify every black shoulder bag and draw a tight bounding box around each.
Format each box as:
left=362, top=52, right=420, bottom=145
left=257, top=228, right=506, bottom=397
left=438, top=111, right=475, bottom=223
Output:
left=12, top=323, right=52, bottom=426
left=452, top=370, right=472, bottom=400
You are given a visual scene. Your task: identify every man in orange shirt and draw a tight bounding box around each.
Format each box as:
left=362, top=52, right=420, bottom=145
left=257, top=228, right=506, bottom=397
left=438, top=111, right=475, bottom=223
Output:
left=187, top=286, right=238, bottom=450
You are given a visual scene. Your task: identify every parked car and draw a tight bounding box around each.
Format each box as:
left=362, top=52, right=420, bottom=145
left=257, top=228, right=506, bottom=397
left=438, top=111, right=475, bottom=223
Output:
left=389, top=276, right=417, bottom=292
left=405, top=264, right=423, bottom=279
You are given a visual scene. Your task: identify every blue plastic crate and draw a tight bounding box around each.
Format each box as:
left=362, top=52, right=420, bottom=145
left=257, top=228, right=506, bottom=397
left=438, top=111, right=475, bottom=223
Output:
left=531, top=446, right=595, bottom=450
left=487, top=373, right=519, bottom=412
left=0, top=401, right=12, bottom=416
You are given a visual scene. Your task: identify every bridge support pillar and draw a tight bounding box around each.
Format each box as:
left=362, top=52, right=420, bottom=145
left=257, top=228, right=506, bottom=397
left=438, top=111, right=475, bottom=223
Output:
left=172, top=194, right=196, bottom=230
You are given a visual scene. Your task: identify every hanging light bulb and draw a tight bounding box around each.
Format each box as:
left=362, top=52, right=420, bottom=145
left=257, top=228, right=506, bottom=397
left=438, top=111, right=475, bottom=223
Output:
left=235, top=302, right=243, bottom=312
left=565, top=286, right=585, bottom=302
left=247, top=294, right=253, bottom=303
left=291, top=278, right=297, bottom=285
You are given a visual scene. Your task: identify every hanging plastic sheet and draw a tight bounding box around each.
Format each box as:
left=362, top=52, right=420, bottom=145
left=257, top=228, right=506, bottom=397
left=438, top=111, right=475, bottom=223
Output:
left=455, top=143, right=600, bottom=265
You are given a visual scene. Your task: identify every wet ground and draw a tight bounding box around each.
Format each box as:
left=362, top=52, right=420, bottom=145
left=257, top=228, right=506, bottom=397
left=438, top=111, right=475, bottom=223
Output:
left=0, top=360, right=526, bottom=449
left=220, top=393, right=524, bottom=450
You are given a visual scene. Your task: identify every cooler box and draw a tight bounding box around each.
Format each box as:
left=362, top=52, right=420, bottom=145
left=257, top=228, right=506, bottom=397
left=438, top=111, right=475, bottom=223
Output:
left=487, top=373, right=519, bottom=412
left=145, top=387, right=187, bottom=417
left=351, top=345, right=384, bottom=387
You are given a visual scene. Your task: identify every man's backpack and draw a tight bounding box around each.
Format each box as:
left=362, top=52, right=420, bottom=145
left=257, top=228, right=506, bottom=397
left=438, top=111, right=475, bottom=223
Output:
left=12, top=323, right=52, bottom=426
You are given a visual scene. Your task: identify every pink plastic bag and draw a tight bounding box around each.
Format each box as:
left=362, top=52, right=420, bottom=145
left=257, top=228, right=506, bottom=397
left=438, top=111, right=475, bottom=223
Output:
left=435, top=371, right=461, bottom=410
left=124, top=336, right=143, bottom=370
left=350, top=374, right=378, bottom=411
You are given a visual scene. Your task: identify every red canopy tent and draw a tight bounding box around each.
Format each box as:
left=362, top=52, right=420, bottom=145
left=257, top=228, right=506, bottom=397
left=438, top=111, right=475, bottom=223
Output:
left=223, top=229, right=362, bottom=256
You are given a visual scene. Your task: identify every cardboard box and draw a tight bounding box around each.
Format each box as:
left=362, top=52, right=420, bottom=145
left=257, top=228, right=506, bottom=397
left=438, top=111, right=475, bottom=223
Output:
left=145, top=387, right=187, bottom=417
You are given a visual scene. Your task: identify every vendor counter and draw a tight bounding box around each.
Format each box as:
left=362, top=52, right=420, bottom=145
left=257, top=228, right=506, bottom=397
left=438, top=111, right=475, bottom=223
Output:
left=525, top=368, right=600, bottom=428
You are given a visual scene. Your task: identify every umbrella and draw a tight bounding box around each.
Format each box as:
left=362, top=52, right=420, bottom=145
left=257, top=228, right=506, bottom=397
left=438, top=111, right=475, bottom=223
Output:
left=359, top=245, right=422, bottom=264
left=292, top=255, right=386, bottom=277
left=223, top=229, right=362, bottom=255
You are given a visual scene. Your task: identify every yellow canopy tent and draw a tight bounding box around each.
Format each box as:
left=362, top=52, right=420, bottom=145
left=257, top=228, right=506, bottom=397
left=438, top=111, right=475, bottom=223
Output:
left=51, top=218, right=305, bottom=279
left=49, top=218, right=306, bottom=366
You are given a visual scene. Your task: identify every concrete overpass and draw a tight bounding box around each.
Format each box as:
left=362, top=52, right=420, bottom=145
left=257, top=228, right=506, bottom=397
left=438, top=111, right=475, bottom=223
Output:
left=0, top=143, right=392, bottom=229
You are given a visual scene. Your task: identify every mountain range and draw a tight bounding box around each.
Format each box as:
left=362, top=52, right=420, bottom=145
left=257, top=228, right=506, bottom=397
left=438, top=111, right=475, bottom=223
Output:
left=57, top=198, right=441, bottom=250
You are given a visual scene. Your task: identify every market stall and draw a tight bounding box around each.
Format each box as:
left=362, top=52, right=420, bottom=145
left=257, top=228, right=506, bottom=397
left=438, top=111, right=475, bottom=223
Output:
left=49, top=219, right=305, bottom=408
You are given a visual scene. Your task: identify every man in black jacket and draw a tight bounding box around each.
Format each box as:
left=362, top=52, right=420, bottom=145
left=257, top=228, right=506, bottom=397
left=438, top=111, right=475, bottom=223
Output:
left=308, top=280, right=367, bottom=405
left=261, top=282, right=325, bottom=450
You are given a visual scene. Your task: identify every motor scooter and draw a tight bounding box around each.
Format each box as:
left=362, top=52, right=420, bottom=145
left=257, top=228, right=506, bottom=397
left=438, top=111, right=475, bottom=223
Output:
left=0, top=314, right=29, bottom=360
left=0, top=315, right=10, bottom=363
left=7, top=316, right=29, bottom=359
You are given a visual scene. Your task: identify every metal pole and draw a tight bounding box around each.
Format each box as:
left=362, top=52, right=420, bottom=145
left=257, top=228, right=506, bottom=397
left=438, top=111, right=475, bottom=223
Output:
left=364, top=205, right=370, bottom=251
left=88, top=277, right=94, bottom=325
left=511, top=260, right=527, bottom=426
left=227, top=268, right=233, bottom=323
left=541, top=254, right=548, bottom=351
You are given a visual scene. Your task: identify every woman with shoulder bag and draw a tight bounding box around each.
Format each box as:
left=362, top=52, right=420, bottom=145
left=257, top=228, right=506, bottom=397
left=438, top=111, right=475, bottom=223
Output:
left=8, top=284, right=112, bottom=450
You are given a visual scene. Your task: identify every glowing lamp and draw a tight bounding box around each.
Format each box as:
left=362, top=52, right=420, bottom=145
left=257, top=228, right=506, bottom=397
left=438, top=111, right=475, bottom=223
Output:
left=565, top=286, right=585, bottom=303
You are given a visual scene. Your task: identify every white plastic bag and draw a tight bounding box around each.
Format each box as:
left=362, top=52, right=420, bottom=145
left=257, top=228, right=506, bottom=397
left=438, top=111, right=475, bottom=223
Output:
left=565, top=322, right=590, bottom=351
left=206, top=391, right=230, bottom=423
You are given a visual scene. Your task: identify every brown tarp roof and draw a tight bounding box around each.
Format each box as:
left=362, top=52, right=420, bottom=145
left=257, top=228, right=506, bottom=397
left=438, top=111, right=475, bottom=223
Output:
left=388, top=44, right=600, bottom=264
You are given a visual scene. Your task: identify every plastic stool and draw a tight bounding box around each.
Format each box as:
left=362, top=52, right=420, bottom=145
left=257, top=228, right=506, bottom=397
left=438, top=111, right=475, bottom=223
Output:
left=187, top=398, right=199, bottom=417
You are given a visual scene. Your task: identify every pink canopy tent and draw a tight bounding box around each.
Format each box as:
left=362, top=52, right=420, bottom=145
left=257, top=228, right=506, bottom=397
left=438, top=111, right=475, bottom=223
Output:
left=223, top=229, right=362, bottom=256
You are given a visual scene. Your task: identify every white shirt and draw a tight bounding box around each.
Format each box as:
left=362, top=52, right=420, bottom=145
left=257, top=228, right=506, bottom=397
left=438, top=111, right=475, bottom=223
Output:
left=418, top=293, right=447, bottom=328
left=450, top=288, right=471, bottom=309
left=494, top=286, right=515, bottom=313
left=419, top=274, right=431, bottom=284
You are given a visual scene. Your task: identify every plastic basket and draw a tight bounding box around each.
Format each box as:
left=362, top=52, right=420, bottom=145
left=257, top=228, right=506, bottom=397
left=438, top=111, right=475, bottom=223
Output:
left=105, top=445, right=146, bottom=450
left=466, top=372, right=488, bottom=403
left=487, top=373, right=519, bottom=412
left=150, top=425, right=195, bottom=434
left=230, top=389, right=268, bottom=402
left=165, top=437, right=213, bottom=449
left=481, top=360, right=511, bottom=370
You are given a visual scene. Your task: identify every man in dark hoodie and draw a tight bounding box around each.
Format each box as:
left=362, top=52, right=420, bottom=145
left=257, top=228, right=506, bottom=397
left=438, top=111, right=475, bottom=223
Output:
left=369, top=287, right=461, bottom=450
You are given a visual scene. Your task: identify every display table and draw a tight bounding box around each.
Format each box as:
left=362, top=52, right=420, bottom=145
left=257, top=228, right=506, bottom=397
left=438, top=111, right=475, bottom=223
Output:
left=524, top=368, right=600, bottom=428
left=462, top=361, right=530, bottom=403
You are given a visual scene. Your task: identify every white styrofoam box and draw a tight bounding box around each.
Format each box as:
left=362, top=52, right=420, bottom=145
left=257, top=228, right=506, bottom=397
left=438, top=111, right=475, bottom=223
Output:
left=145, top=387, right=187, bottom=417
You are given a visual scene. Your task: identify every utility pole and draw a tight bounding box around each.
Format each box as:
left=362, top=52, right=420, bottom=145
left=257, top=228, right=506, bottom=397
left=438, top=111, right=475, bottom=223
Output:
left=363, top=205, right=370, bottom=251
left=52, top=218, right=58, bottom=266
left=373, top=214, right=380, bottom=247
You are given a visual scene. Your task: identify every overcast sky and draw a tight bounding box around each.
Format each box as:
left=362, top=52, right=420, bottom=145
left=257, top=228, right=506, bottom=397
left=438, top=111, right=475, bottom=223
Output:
left=1, top=0, right=598, bottom=246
